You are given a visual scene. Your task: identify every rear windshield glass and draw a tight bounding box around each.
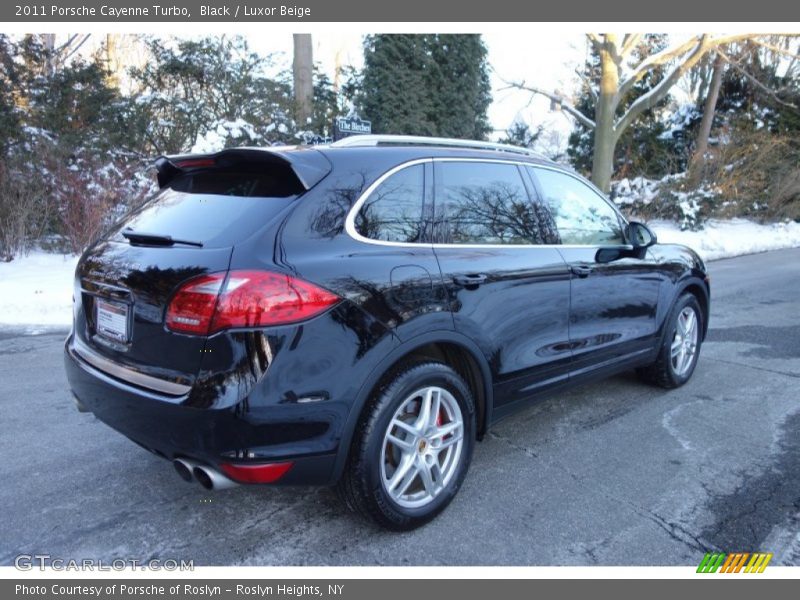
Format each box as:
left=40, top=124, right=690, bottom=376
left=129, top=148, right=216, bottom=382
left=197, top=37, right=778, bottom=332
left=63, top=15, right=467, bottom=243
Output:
left=113, top=167, right=303, bottom=248
left=169, top=168, right=303, bottom=197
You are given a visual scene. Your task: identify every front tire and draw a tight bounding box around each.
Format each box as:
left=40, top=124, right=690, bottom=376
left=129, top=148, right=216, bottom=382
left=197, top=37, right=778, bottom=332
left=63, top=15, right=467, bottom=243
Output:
left=337, top=362, right=475, bottom=530
left=638, top=292, right=704, bottom=389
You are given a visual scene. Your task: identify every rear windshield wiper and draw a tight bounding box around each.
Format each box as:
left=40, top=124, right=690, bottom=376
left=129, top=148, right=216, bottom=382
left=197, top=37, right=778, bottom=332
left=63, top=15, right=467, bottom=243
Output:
left=121, top=229, right=203, bottom=248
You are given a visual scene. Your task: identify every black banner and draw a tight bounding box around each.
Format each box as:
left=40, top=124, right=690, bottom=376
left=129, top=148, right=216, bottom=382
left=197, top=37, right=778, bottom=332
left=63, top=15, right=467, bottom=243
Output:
left=5, top=579, right=800, bottom=600
left=2, top=0, right=799, bottom=22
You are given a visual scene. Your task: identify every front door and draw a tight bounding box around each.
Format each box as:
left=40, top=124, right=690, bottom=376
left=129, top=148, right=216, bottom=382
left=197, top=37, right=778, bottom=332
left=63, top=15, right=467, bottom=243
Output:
left=527, top=166, right=662, bottom=377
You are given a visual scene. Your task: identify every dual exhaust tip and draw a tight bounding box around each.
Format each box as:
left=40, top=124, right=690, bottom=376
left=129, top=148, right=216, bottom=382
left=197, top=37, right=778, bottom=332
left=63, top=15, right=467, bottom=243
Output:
left=173, top=457, right=238, bottom=490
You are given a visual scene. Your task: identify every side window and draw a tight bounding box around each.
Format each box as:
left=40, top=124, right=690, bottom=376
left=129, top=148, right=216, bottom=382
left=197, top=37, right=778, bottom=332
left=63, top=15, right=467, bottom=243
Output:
left=531, top=167, right=625, bottom=246
left=435, top=161, right=558, bottom=245
left=355, top=164, right=425, bottom=243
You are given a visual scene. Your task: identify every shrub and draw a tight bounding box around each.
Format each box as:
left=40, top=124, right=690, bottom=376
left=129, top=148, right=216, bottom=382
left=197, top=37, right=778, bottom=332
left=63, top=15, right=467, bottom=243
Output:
left=0, top=156, right=52, bottom=261
left=47, top=155, right=154, bottom=254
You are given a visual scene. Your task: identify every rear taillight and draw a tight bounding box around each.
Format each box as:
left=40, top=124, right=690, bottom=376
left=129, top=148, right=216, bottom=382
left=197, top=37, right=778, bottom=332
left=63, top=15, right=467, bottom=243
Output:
left=166, top=270, right=340, bottom=335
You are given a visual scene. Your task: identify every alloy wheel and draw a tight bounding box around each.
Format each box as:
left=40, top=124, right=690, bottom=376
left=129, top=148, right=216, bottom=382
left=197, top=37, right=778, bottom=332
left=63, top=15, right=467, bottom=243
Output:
left=380, top=386, right=464, bottom=509
left=671, top=306, right=699, bottom=376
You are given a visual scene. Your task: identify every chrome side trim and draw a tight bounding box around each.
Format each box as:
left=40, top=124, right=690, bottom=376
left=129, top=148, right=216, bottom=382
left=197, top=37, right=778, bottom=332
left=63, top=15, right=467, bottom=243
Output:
left=71, top=337, right=192, bottom=396
left=343, top=157, right=631, bottom=250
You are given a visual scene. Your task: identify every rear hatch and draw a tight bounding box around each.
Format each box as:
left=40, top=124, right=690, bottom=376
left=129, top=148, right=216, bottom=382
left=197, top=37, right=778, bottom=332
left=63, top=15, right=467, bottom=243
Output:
left=72, top=148, right=330, bottom=396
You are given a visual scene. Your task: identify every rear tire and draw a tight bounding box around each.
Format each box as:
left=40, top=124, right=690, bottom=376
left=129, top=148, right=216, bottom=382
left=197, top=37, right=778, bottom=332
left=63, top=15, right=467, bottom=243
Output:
left=337, top=362, right=475, bottom=530
left=638, top=293, right=704, bottom=389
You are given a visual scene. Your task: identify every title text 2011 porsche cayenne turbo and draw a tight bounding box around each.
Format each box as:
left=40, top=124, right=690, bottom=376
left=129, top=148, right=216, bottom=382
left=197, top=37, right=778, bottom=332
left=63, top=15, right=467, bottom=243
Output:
left=65, top=135, right=709, bottom=530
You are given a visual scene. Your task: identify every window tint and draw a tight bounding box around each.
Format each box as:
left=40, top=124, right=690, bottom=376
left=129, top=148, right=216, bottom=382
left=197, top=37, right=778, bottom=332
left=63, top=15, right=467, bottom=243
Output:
left=531, top=167, right=624, bottom=245
left=168, top=167, right=303, bottom=198
left=436, top=162, right=558, bottom=245
left=355, top=165, right=426, bottom=243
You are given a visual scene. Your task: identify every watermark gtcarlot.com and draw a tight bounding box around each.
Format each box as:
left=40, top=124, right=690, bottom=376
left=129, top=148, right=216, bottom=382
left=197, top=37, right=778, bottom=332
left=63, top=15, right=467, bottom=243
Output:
left=14, top=554, right=194, bottom=571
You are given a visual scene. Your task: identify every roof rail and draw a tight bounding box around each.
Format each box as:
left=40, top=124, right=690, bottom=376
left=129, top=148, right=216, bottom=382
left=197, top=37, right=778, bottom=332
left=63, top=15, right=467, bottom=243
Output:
left=329, top=134, right=548, bottom=160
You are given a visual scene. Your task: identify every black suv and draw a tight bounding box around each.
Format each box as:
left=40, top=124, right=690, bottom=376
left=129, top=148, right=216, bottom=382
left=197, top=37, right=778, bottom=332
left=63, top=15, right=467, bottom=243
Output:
left=65, top=135, right=709, bottom=529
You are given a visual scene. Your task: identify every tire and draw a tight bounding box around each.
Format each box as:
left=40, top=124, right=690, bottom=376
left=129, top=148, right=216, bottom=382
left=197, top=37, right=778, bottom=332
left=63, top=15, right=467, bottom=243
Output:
left=337, top=361, right=476, bottom=530
left=638, top=292, right=704, bottom=389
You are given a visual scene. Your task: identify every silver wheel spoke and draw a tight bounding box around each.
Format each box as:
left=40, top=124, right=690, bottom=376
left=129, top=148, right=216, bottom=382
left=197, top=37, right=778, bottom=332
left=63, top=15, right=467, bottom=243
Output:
left=415, top=388, right=435, bottom=430
left=428, top=389, right=442, bottom=429
left=432, top=421, right=460, bottom=440
left=391, top=418, right=419, bottom=437
left=437, top=432, right=463, bottom=450
left=418, top=462, right=437, bottom=496
left=387, top=432, right=415, bottom=452
left=429, top=461, right=444, bottom=488
left=396, top=463, right=420, bottom=496
left=682, top=312, right=692, bottom=336
left=387, top=453, right=416, bottom=492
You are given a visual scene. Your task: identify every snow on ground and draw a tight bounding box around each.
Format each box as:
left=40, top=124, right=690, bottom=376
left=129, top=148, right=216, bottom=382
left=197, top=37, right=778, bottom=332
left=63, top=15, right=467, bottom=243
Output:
left=649, top=219, right=800, bottom=262
left=0, top=252, right=78, bottom=329
left=1, top=218, right=800, bottom=327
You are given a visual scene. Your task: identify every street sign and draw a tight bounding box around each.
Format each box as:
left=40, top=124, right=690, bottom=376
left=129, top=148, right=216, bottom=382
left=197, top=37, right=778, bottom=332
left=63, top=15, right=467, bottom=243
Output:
left=334, top=115, right=372, bottom=140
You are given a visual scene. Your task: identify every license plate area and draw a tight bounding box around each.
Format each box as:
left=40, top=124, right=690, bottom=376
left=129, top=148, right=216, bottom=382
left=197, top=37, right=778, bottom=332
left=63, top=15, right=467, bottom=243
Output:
left=95, top=299, right=130, bottom=343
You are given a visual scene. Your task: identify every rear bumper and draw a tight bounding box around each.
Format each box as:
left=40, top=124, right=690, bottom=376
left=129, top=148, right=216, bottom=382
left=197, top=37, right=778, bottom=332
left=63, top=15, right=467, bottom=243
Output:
left=64, top=335, right=338, bottom=485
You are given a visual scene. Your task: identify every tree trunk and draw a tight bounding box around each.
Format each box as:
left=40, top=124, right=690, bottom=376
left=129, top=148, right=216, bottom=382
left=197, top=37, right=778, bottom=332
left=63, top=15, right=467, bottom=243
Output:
left=591, top=37, right=620, bottom=193
left=41, top=34, right=56, bottom=77
left=689, top=53, right=724, bottom=186
left=105, top=34, right=121, bottom=88
left=292, top=34, right=314, bottom=128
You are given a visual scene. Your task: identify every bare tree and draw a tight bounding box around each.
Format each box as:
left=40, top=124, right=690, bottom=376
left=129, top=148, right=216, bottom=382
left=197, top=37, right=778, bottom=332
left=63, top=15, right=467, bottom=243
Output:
left=35, top=33, right=92, bottom=77
left=510, top=33, right=771, bottom=192
left=292, top=34, right=314, bottom=127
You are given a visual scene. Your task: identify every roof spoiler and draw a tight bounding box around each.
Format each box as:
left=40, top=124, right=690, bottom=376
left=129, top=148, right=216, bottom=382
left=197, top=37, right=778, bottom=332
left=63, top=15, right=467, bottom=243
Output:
left=155, top=146, right=332, bottom=190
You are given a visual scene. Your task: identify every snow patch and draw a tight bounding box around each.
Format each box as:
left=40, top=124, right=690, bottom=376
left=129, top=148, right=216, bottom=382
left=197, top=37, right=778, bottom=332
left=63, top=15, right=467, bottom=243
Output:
left=650, top=219, right=800, bottom=262
left=0, top=252, right=78, bottom=327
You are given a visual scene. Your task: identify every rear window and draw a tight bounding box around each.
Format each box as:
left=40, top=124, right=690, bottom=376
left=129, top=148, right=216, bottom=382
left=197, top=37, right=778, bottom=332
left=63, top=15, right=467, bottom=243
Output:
left=113, top=167, right=303, bottom=248
left=168, top=168, right=303, bottom=198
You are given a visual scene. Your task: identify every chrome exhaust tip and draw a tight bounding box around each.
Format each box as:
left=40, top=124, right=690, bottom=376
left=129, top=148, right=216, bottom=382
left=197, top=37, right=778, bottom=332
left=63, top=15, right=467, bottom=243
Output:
left=173, top=458, right=197, bottom=483
left=192, top=465, right=239, bottom=491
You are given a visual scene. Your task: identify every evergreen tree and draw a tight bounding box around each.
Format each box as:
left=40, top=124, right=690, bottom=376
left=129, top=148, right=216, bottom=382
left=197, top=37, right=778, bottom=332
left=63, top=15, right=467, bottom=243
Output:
left=497, top=121, right=542, bottom=149
left=359, top=34, right=491, bottom=139
left=0, top=35, right=23, bottom=158
left=716, top=41, right=800, bottom=134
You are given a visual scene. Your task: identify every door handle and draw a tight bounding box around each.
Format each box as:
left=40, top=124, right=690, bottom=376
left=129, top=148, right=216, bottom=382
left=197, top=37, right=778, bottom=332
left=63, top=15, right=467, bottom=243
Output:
left=453, top=273, right=487, bottom=288
left=570, top=264, right=594, bottom=278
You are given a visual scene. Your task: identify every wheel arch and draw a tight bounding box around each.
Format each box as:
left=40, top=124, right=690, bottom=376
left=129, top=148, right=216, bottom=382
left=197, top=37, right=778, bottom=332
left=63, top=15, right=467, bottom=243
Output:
left=675, top=276, right=710, bottom=340
left=330, top=330, right=494, bottom=484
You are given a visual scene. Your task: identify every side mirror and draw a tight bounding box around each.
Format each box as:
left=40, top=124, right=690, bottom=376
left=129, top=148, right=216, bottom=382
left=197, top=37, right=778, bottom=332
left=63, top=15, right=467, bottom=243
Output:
left=625, top=221, right=657, bottom=249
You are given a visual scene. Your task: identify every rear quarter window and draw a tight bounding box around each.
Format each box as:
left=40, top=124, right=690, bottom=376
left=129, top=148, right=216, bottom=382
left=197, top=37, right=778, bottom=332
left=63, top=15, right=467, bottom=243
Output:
left=354, top=164, right=426, bottom=243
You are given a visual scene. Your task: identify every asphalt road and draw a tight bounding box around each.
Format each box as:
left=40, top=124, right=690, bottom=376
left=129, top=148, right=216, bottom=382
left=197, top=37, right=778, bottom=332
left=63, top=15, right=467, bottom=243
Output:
left=1, top=248, right=799, bottom=566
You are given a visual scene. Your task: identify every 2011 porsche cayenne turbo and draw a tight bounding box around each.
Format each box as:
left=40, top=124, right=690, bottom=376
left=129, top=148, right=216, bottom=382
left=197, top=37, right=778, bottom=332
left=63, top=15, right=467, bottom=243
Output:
left=65, top=135, right=709, bottom=530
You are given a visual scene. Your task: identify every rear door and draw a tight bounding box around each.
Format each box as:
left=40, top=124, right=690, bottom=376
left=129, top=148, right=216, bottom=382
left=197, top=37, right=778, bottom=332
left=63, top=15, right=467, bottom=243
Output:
left=527, top=166, right=662, bottom=375
left=431, top=160, right=572, bottom=411
left=73, top=159, right=305, bottom=395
